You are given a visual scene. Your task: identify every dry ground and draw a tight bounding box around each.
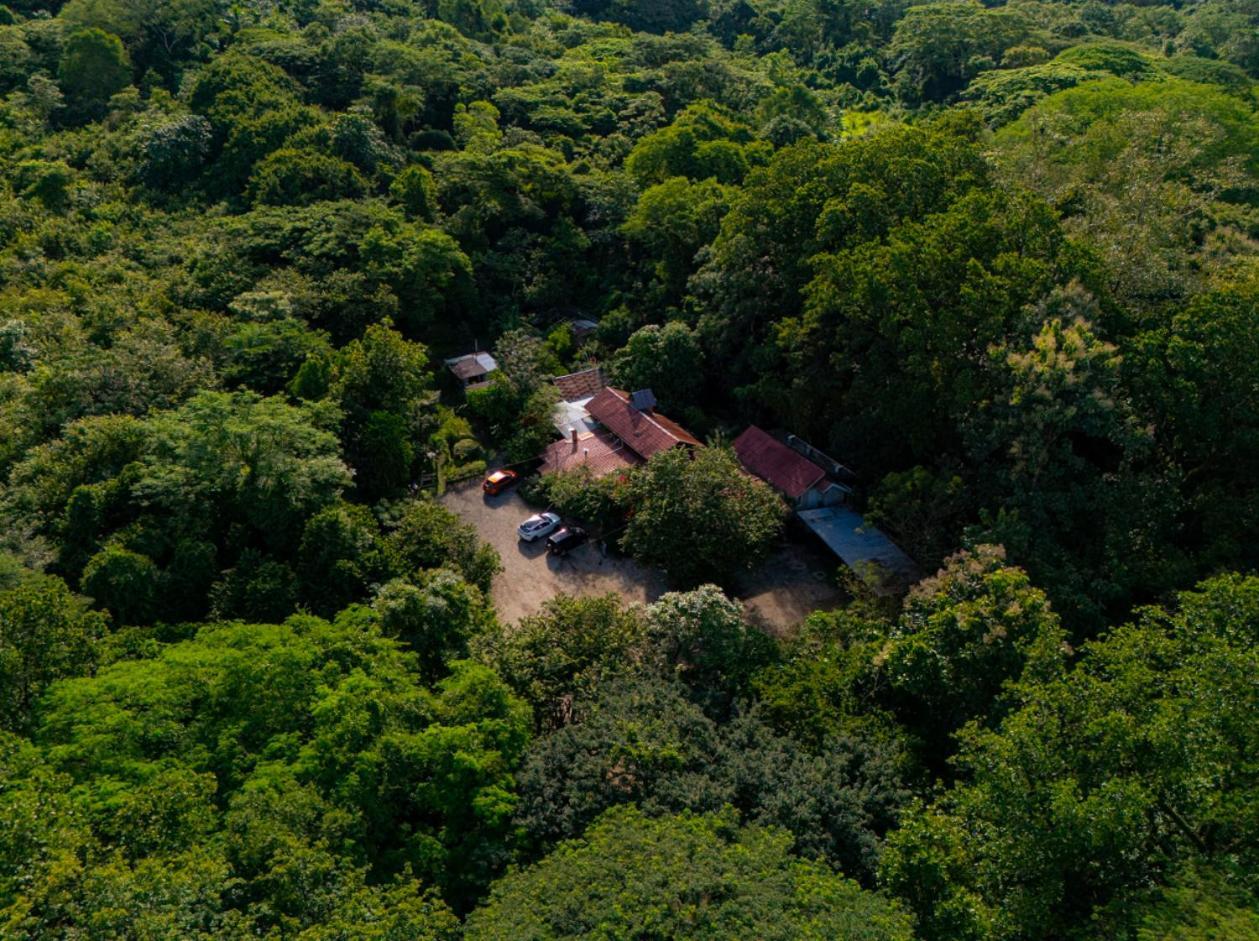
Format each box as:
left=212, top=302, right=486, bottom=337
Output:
left=440, top=478, right=843, bottom=634
left=440, top=481, right=668, bottom=624
left=735, top=539, right=846, bottom=637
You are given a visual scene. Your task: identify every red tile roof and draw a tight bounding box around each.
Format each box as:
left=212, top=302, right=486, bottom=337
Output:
left=553, top=366, right=607, bottom=402
left=585, top=387, right=701, bottom=460
left=733, top=426, right=827, bottom=500
left=539, top=429, right=642, bottom=478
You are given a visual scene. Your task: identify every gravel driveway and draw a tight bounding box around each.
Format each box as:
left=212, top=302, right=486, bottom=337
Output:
left=440, top=480, right=667, bottom=626
left=440, top=477, right=844, bottom=634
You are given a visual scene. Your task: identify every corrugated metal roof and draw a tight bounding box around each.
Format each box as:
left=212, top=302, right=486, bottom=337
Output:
left=733, top=426, right=827, bottom=500
left=797, top=506, right=919, bottom=592
left=445, top=352, right=498, bottom=381
left=553, top=397, right=599, bottom=436
left=586, top=387, right=701, bottom=460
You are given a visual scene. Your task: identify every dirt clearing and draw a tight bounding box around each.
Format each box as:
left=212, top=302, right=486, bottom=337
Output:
left=440, top=479, right=843, bottom=634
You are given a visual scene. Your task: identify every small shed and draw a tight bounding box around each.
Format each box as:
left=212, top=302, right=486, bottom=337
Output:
left=444, top=352, right=498, bottom=390
left=569, top=318, right=600, bottom=342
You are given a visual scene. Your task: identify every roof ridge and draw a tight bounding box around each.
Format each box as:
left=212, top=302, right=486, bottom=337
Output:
left=607, top=386, right=689, bottom=442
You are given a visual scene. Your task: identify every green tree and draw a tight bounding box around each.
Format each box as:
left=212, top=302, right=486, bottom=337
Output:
left=0, top=575, right=105, bottom=733
left=884, top=545, right=1067, bottom=765
left=621, top=447, right=785, bottom=587
left=610, top=322, right=705, bottom=411
left=333, top=320, right=432, bottom=424
left=625, top=103, right=758, bottom=186
left=135, top=114, right=213, bottom=189
left=391, top=164, right=438, bottom=221
left=881, top=574, right=1259, bottom=941
left=13, top=160, right=75, bottom=211
left=888, top=2, right=1030, bottom=103
left=355, top=410, right=415, bottom=501
left=372, top=570, right=495, bottom=681
left=79, top=545, right=159, bottom=627
left=297, top=502, right=389, bottom=617
left=208, top=549, right=298, bottom=622
left=465, top=806, right=914, bottom=940
left=135, top=391, right=351, bottom=556
left=643, top=585, right=776, bottom=713
left=473, top=593, right=647, bottom=731
left=866, top=466, right=968, bottom=570
left=622, top=176, right=729, bottom=311
left=58, top=27, right=131, bottom=120
left=492, top=328, right=559, bottom=400
left=387, top=499, right=502, bottom=594
left=28, top=613, right=529, bottom=914
left=752, top=607, right=906, bottom=750
left=514, top=677, right=733, bottom=848
left=1127, top=274, right=1259, bottom=580
left=514, top=675, right=907, bottom=881
left=247, top=148, right=368, bottom=207
left=994, top=78, right=1259, bottom=303
left=692, top=123, right=988, bottom=384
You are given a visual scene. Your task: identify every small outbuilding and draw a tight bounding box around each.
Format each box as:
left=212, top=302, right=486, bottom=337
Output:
left=444, top=351, right=498, bottom=390
left=569, top=318, right=600, bottom=342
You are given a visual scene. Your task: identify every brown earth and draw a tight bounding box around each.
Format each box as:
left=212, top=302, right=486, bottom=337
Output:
left=440, top=478, right=844, bottom=634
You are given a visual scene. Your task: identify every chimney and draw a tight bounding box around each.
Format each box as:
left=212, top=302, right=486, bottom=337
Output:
left=570, top=426, right=579, bottom=450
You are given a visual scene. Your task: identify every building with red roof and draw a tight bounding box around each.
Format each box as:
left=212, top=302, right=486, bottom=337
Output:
left=539, top=428, right=641, bottom=479
left=584, top=387, right=701, bottom=461
left=552, top=365, right=608, bottom=402
left=733, top=426, right=827, bottom=501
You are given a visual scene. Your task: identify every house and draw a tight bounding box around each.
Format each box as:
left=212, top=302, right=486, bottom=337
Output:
left=584, top=387, right=700, bottom=461
left=444, top=352, right=498, bottom=390
left=733, top=425, right=846, bottom=509
left=733, top=425, right=917, bottom=592
left=539, top=385, right=700, bottom=479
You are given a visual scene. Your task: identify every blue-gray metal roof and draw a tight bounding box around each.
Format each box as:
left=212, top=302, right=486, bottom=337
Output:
left=797, top=507, right=919, bottom=590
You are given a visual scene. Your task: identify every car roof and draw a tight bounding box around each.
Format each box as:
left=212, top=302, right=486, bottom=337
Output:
left=488, top=469, right=513, bottom=480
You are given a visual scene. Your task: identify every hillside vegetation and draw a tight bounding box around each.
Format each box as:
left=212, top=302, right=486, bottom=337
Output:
left=0, top=0, right=1256, bottom=937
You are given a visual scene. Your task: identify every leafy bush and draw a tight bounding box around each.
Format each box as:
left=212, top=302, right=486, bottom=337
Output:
left=525, top=467, right=628, bottom=533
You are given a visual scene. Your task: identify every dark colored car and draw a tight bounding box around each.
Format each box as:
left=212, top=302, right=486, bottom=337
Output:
left=482, top=468, right=519, bottom=495
left=546, top=525, right=588, bottom=556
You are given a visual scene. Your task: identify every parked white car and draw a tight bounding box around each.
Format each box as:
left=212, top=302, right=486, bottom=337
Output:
left=518, top=511, right=562, bottom=542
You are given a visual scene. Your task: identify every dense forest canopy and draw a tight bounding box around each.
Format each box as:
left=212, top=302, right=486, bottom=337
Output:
left=0, top=0, right=1256, bottom=936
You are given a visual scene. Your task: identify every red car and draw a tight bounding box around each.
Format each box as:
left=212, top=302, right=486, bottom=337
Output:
left=482, top=468, right=520, bottom=495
